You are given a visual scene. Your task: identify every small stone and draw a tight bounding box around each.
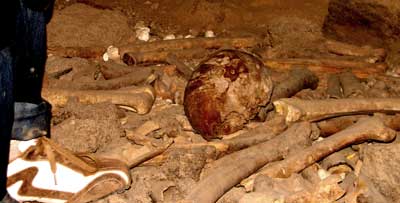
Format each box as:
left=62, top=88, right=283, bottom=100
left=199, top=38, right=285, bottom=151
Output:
left=317, top=168, right=331, bottom=180
left=136, top=27, right=151, bottom=42
left=105, top=45, right=120, bottom=61
left=102, top=52, right=109, bottom=61
left=204, top=30, right=215, bottom=38
left=163, top=34, right=176, bottom=40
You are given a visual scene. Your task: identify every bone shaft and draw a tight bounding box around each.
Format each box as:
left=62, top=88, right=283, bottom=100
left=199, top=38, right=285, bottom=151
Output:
left=99, top=61, right=136, bottom=79
left=119, top=36, right=259, bottom=55
left=166, top=53, right=193, bottom=79
left=80, top=69, right=153, bottom=90
left=122, top=48, right=206, bottom=66
left=271, top=67, right=319, bottom=102
left=99, top=62, right=174, bottom=80
left=317, top=114, right=400, bottom=136
left=42, top=87, right=154, bottom=114
left=258, top=67, right=318, bottom=120
left=185, top=122, right=312, bottom=203
left=275, top=98, right=400, bottom=122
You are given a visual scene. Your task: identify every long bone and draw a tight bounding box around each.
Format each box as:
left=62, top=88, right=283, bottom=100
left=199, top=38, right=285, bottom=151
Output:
left=182, top=122, right=312, bottom=203
left=274, top=98, right=400, bottom=123
left=241, top=117, right=397, bottom=190
left=42, top=85, right=155, bottom=114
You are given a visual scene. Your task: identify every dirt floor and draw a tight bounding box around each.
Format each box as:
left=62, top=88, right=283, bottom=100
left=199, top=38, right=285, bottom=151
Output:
left=44, top=0, right=400, bottom=202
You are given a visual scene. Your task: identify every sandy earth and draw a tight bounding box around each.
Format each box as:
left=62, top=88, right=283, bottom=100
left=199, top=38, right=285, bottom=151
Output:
left=42, top=0, right=400, bottom=202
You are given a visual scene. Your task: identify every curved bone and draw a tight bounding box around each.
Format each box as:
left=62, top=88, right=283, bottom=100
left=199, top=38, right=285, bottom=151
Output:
left=241, top=117, right=397, bottom=191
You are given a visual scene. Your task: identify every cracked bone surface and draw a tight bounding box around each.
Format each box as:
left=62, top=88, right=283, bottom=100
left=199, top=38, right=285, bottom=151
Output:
left=274, top=98, right=400, bottom=123
left=42, top=85, right=155, bottom=114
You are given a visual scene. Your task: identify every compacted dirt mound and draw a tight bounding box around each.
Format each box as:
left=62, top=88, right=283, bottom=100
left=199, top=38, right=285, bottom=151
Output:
left=51, top=102, right=124, bottom=153
left=48, top=3, right=135, bottom=48
left=323, top=0, right=400, bottom=46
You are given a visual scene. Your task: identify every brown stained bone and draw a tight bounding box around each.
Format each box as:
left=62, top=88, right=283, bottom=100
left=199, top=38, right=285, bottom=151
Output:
left=339, top=71, right=364, bottom=97
left=42, top=85, right=155, bottom=114
left=48, top=46, right=106, bottom=59
left=317, top=115, right=365, bottom=137
left=144, top=129, right=281, bottom=167
left=325, top=40, right=386, bottom=62
left=257, top=67, right=319, bottom=120
left=122, top=48, right=207, bottom=66
left=128, top=142, right=173, bottom=169
left=47, top=68, right=73, bottom=80
left=326, top=73, right=343, bottom=98
left=183, top=122, right=312, bottom=203
left=320, top=147, right=356, bottom=170
left=99, top=61, right=175, bottom=80
left=218, top=117, right=287, bottom=155
left=166, top=53, right=193, bottom=79
left=98, top=141, right=172, bottom=169
left=264, top=58, right=387, bottom=78
left=274, top=98, right=400, bottom=123
left=126, top=120, right=161, bottom=144
left=144, top=118, right=287, bottom=167
left=119, top=36, right=260, bottom=56
left=68, top=68, right=155, bottom=90
left=317, top=114, right=400, bottom=136
left=98, top=61, right=137, bottom=80
left=250, top=117, right=396, bottom=180
left=273, top=68, right=320, bottom=95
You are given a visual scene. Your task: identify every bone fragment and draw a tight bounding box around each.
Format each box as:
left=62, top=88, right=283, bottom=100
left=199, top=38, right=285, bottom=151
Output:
left=126, top=120, right=161, bottom=142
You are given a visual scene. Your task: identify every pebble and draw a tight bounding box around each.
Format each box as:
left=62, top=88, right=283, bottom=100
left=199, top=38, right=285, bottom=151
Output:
left=136, top=27, right=151, bottom=42
left=205, top=30, right=215, bottom=38
left=163, top=34, right=176, bottom=40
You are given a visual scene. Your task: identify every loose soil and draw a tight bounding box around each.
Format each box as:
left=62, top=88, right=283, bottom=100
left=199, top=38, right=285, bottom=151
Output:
left=43, top=0, right=400, bottom=202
